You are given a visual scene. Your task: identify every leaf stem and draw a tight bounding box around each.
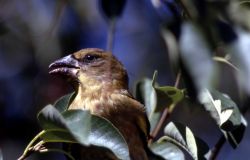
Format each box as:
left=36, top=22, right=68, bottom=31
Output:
left=107, top=18, right=116, bottom=51
left=18, top=130, right=46, bottom=160
left=213, top=56, right=240, bottom=72
left=209, top=92, right=250, bottom=160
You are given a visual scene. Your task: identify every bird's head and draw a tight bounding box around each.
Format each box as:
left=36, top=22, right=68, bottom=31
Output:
left=48, top=48, right=129, bottom=92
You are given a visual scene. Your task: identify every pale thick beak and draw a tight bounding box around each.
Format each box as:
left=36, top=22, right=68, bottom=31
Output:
left=48, top=55, right=80, bottom=78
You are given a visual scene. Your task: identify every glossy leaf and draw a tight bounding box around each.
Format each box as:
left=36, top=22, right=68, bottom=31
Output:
left=38, top=104, right=67, bottom=130
left=150, top=140, right=185, bottom=160
left=38, top=104, right=130, bottom=159
left=198, top=89, right=247, bottom=148
left=135, top=78, right=157, bottom=116
left=40, top=129, right=76, bottom=143
left=198, top=89, right=234, bottom=128
left=135, top=71, right=184, bottom=131
left=164, top=122, right=209, bottom=160
left=54, top=92, right=75, bottom=113
left=153, top=71, right=184, bottom=112
left=135, top=78, right=159, bottom=131
left=89, top=115, right=130, bottom=160
left=154, top=86, right=184, bottom=112
left=37, top=105, right=91, bottom=145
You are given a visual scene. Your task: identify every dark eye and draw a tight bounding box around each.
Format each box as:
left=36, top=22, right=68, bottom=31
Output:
left=83, top=54, right=100, bottom=63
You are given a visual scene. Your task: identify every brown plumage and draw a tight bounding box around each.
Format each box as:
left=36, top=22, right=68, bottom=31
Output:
left=48, top=48, right=151, bottom=160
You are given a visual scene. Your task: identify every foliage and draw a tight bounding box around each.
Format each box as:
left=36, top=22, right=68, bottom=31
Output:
left=19, top=0, right=250, bottom=160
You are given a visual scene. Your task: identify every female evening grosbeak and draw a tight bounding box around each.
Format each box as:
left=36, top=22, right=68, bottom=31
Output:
left=48, top=48, right=158, bottom=160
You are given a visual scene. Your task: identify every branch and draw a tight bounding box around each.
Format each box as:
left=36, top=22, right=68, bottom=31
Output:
left=149, top=71, right=182, bottom=144
left=209, top=136, right=226, bottom=160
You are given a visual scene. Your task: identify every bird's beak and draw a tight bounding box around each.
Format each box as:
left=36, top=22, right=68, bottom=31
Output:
left=48, top=55, right=80, bottom=79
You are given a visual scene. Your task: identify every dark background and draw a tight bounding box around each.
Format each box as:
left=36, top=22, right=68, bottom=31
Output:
left=0, top=0, right=249, bottom=159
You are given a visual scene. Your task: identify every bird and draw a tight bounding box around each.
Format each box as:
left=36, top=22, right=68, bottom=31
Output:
left=48, top=48, right=154, bottom=160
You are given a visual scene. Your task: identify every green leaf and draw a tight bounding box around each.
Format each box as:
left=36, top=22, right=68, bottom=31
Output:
left=135, top=71, right=184, bottom=131
left=152, top=71, right=184, bottom=112
left=62, top=110, right=91, bottom=145
left=38, top=104, right=67, bottom=130
left=40, top=129, right=76, bottom=143
left=135, top=78, right=157, bottom=116
left=89, top=115, right=130, bottom=160
left=37, top=105, right=91, bottom=145
left=135, top=78, right=159, bottom=131
left=38, top=104, right=130, bottom=159
left=198, top=89, right=235, bottom=128
left=150, top=140, right=185, bottom=160
left=163, top=122, right=209, bottom=160
left=198, top=89, right=247, bottom=148
left=54, top=92, right=75, bottom=113
left=154, top=86, right=184, bottom=112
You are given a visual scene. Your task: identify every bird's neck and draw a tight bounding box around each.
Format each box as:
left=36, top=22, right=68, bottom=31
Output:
left=68, top=82, right=130, bottom=112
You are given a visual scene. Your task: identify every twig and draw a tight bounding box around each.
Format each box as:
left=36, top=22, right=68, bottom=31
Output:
left=148, top=108, right=170, bottom=144
left=174, top=71, right=182, bottom=88
left=209, top=136, right=226, bottom=160
left=209, top=85, right=250, bottom=160
left=18, top=130, right=46, bottom=160
left=106, top=18, right=117, bottom=52
left=148, top=71, right=182, bottom=144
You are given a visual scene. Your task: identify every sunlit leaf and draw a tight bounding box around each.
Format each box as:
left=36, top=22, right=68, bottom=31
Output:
left=163, top=122, right=209, bottom=160
left=135, top=77, right=159, bottom=131
left=150, top=140, right=185, bottom=160
left=198, top=89, right=247, bottom=148
left=135, top=78, right=157, bottom=116
left=198, top=89, right=234, bottom=128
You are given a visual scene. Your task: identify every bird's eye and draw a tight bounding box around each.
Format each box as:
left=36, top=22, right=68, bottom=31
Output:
left=83, top=54, right=100, bottom=63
